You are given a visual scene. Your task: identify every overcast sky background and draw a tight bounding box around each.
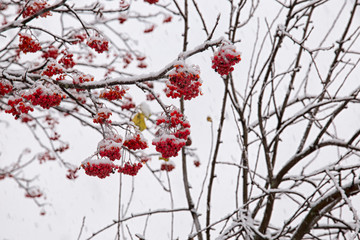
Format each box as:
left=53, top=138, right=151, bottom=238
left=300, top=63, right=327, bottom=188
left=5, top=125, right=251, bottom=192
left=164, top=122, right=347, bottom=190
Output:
left=1, top=0, right=360, bottom=239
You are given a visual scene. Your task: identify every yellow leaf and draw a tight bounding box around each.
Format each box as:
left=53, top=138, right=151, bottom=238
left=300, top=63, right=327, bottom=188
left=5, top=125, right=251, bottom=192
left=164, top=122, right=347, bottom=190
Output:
left=132, top=113, right=146, bottom=131
left=159, top=157, right=169, bottom=162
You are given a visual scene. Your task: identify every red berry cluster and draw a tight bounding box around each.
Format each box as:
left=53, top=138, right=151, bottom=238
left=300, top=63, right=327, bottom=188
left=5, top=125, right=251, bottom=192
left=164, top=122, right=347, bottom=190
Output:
left=0, top=79, right=13, bottom=96
left=49, top=132, right=60, bottom=141
left=22, top=0, right=52, bottom=18
left=5, top=97, right=34, bottom=119
left=144, top=25, right=155, bottom=33
left=87, top=36, right=109, bottom=53
left=22, top=85, right=65, bottom=109
left=160, top=162, right=175, bottom=172
left=41, top=45, right=59, bottom=59
left=38, top=151, right=56, bottom=164
left=59, top=50, right=75, bottom=68
left=70, top=33, right=87, bottom=45
left=152, top=108, right=190, bottom=158
left=66, top=168, right=78, bottom=180
left=54, top=143, right=69, bottom=153
left=119, top=0, right=130, bottom=9
left=93, top=107, right=112, bottom=124
left=144, top=0, right=159, bottom=4
left=99, top=86, right=126, bottom=101
left=73, top=74, right=94, bottom=92
left=121, top=98, right=136, bottom=110
left=44, top=114, right=58, bottom=129
left=166, top=64, right=202, bottom=100
left=83, top=161, right=116, bottom=179
left=153, top=136, right=185, bottom=159
left=118, top=15, right=127, bottom=24
left=118, top=162, right=142, bottom=176
left=123, top=133, right=148, bottom=150
left=140, top=156, right=151, bottom=163
left=146, top=93, right=159, bottom=101
left=137, top=62, right=147, bottom=69
left=212, top=43, right=241, bottom=76
left=25, top=187, right=43, bottom=198
left=156, top=109, right=191, bottom=131
left=193, top=160, right=200, bottom=167
left=0, top=3, right=7, bottom=11
left=98, top=134, right=122, bottom=161
left=18, top=33, right=42, bottom=54
left=42, top=60, right=64, bottom=77
left=174, top=128, right=191, bottom=140
left=20, top=114, right=33, bottom=123
left=123, top=53, right=133, bottom=68
left=163, top=15, right=172, bottom=23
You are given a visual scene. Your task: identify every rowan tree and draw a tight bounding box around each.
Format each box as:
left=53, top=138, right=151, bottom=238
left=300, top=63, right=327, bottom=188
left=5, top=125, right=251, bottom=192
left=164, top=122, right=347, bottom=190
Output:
left=1, top=0, right=360, bottom=239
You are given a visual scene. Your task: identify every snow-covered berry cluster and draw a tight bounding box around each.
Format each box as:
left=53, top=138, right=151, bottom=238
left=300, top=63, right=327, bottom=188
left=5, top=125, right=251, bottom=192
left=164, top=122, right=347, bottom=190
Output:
left=121, top=96, right=136, bottom=110
left=152, top=108, right=190, bottom=158
left=18, top=33, right=42, bottom=54
left=93, top=107, right=112, bottom=124
left=82, top=131, right=144, bottom=178
left=212, top=43, right=241, bottom=76
left=87, top=36, right=109, bottom=53
left=98, top=134, right=122, bottom=161
left=153, top=135, right=186, bottom=159
left=72, top=73, right=94, bottom=92
left=41, top=59, right=64, bottom=77
left=21, top=83, right=65, bottom=109
left=70, top=33, right=87, bottom=45
left=41, top=45, right=59, bottom=59
left=5, top=97, right=34, bottom=119
left=0, top=79, right=13, bottom=96
left=99, top=86, right=126, bottom=101
left=82, top=158, right=116, bottom=179
left=59, top=50, right=75, bottom=68
left=22, top=0, right=52, bottom=18
left=118, top=162, right=143, bottom=176
left=165, top=63, right=202, bottom=100
left=123, top=132, right=148, bottom=150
